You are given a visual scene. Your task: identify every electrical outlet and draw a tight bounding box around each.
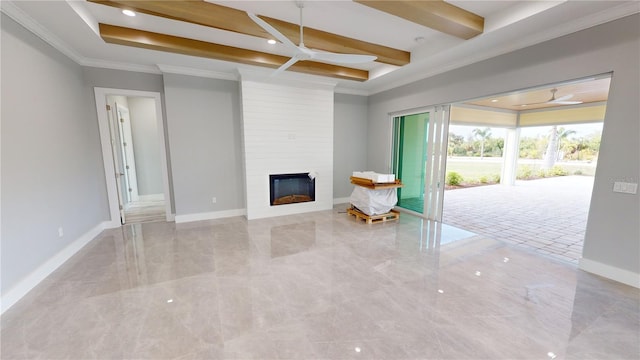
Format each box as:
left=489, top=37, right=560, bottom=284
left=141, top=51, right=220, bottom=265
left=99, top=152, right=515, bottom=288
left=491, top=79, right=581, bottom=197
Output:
left=58, top=227, right=64, bottom=237
left=212, top=197, right=217, bottom=204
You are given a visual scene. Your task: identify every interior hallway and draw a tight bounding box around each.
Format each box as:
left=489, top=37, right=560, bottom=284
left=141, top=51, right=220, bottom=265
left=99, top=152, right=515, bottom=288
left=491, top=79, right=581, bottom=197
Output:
left=124, top=200, right=166, bottom=224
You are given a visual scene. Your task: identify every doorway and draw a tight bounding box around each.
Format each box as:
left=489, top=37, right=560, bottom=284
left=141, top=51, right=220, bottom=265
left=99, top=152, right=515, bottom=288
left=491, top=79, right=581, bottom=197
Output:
left=95, top=88, right=173, bottom=226
left=441, top=74, right=610, bottom=264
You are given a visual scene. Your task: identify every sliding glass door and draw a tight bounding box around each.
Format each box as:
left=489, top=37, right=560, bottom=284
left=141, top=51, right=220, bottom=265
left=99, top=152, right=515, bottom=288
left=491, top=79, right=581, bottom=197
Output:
left=393, top=113, right=429, bottom=213
left=392, top=106, right=450, bottom=220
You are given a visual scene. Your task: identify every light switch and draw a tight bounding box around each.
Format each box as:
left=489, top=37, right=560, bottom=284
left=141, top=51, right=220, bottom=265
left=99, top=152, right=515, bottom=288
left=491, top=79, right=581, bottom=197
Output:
left=613, top=182, right=638, bottom=194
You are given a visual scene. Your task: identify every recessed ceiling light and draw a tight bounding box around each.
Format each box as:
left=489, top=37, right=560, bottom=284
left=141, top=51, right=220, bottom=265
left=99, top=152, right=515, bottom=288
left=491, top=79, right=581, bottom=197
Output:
left=122, top=9, right=136, bottom=17
left=491, top=99, right=499, bottom=102
left=267, top=39, right=277, bottom=45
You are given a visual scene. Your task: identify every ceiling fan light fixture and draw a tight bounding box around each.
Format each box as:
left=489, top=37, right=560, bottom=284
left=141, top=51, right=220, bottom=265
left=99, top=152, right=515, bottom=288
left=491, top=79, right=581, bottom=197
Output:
left=122, top=9, right=136, bottom=17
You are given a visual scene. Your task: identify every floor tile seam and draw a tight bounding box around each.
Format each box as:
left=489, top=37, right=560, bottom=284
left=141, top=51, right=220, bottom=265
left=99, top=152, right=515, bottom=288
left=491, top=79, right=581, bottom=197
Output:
left=497, top=241, right=579, bottom=267
left=568, top=308, right=619, bottom=339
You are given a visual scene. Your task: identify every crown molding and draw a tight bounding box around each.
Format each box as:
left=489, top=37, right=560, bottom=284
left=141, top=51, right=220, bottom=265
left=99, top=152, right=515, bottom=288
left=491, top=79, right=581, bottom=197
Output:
left=157, top=64, right=238, bottom=81
left=237, top=68, right=338, bottom=91
left=334, top=87, right=371, bottom=96
left=82, top=58, right=162, bottom=74
left=368, top=2, right=640, bottom=95
left=1, top=0, right=86, bottom=64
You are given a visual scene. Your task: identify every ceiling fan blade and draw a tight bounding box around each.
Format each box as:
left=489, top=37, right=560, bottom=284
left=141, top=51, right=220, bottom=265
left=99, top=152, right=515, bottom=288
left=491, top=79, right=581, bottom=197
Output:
left=553, top=100, right=583, bottom=105
left=271, top=57, right=300, bottom=77
left=311, top=52, right=377, bottom=64
left=247, top=12, right=298, bottom=50
left=554, top=94, right=574, bottom=102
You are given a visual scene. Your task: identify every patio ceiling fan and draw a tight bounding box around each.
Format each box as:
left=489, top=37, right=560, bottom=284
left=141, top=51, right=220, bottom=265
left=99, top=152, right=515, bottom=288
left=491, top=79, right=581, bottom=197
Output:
left=247, top=2, right=377, bottom=76
left=519, top=88, right=583, bottom=106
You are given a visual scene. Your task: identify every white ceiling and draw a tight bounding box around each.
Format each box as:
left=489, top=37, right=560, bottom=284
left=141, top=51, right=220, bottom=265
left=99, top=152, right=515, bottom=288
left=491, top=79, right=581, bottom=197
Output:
left=2, top=0, right=638, bottom=95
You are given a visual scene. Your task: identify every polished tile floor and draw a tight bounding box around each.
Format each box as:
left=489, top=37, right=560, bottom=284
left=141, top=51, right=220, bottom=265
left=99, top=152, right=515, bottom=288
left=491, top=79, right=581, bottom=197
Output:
left=124, top=200, right=167, bottom=224
left=2, top=207, right=638, bottom=359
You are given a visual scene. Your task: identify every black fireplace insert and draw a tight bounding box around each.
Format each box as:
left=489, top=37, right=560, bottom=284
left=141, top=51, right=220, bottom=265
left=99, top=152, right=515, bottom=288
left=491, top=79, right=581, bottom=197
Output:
left=269, top=173, right=315, bottom=206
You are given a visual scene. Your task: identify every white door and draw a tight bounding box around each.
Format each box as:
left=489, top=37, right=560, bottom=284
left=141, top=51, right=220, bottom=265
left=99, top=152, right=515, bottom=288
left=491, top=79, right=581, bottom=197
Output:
left=107, top=104, right=126, bottom=224
left=115, top=104, right=139, bottom=205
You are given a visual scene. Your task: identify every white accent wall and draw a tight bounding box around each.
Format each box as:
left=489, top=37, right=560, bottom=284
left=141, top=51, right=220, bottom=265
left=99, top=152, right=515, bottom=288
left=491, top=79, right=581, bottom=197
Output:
left=240, top=80, right=334, bottom=219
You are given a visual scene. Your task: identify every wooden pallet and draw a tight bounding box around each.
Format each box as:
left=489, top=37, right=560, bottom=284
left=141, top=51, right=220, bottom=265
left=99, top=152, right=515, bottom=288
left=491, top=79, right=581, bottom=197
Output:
left=347, top=206, right=400, bottom=224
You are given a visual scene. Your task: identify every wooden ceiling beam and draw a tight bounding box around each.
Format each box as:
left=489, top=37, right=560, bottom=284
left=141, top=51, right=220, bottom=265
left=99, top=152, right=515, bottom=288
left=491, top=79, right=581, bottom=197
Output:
left=98, top=23, right=369, bottom=81
left=354, top=0, right=484, bottom=40
left=88, top=0, right=410, bottom=66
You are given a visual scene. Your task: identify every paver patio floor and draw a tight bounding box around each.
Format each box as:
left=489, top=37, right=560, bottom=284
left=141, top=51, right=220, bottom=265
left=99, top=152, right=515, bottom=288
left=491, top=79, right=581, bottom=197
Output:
left=442, top=175, right=594, bottom=264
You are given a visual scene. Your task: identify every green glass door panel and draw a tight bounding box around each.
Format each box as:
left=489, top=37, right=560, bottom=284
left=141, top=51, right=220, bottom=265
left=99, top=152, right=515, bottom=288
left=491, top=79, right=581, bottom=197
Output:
left=393, top=113, right=429, bottom=213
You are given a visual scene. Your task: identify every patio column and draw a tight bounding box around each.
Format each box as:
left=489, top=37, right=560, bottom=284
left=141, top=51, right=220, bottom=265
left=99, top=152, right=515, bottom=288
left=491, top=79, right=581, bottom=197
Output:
left=501, top=128, right=520, bottom=186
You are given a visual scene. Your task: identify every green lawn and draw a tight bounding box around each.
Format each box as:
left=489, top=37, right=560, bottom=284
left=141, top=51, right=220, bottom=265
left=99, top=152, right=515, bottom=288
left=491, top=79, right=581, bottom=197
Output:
left=445, top=157, right=597, bottom=183
left=445, top=160, right=502, bottom=180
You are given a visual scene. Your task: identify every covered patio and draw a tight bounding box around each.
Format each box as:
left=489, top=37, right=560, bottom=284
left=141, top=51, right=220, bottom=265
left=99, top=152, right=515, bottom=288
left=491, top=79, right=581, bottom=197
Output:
left=442, top=175, right=594, bottom=264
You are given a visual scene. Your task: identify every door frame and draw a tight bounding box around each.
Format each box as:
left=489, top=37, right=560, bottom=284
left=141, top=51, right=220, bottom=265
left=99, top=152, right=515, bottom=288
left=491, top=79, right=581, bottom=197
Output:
left=94, top=87, right=173, bottom=227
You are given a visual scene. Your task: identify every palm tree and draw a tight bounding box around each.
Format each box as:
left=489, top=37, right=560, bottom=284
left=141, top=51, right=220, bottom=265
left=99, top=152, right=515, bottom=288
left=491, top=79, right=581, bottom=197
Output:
left=472, top=127, right=492, bottom=159
left=543, top=126, right=576, bottom=168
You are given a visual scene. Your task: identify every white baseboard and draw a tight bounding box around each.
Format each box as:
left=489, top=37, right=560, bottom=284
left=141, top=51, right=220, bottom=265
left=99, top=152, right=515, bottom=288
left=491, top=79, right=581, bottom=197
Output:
left=174, top=209, right=246, bottom=224
left=333, top=197, right=351, bottom=205
left=1, top=221, right=110, bottom=314
left=137, top=194, right=164, bottom=202
left=579, top=258, right=640, bottom=288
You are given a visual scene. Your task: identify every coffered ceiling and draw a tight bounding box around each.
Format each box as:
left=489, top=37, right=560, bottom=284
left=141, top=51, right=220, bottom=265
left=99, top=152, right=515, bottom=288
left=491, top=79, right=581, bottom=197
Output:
left=2, top=1, right=638, bottom=94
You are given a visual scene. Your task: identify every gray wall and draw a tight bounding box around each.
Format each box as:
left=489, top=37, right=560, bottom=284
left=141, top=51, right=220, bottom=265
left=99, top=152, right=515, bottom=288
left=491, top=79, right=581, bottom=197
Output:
left=82, top=67, right=165, bottom=93
left=367, top=14, right=640, bottom=275
left=128, top=97, right=163, bottom=196
left=1, top=15, right=109, bottom=293
left=333, top=94, right=369, bottom=199
left=163, top=74, right=244, bottom=215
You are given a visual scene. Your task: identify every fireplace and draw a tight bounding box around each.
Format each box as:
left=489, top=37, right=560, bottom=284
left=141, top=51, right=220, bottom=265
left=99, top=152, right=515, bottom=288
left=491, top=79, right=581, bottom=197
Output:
left=270, top=173, right=315, bottom=206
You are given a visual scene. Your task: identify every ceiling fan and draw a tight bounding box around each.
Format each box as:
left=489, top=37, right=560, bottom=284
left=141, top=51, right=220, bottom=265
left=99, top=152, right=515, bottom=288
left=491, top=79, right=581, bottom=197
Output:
left=519, top=88, right=583, bottom=107
left=247, top=2, right=377, bottom=76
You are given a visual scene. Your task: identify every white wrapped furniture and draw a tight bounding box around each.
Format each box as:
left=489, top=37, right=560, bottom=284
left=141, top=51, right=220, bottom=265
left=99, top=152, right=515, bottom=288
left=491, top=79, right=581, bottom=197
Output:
left=348, top=172, right=403, bottom=224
